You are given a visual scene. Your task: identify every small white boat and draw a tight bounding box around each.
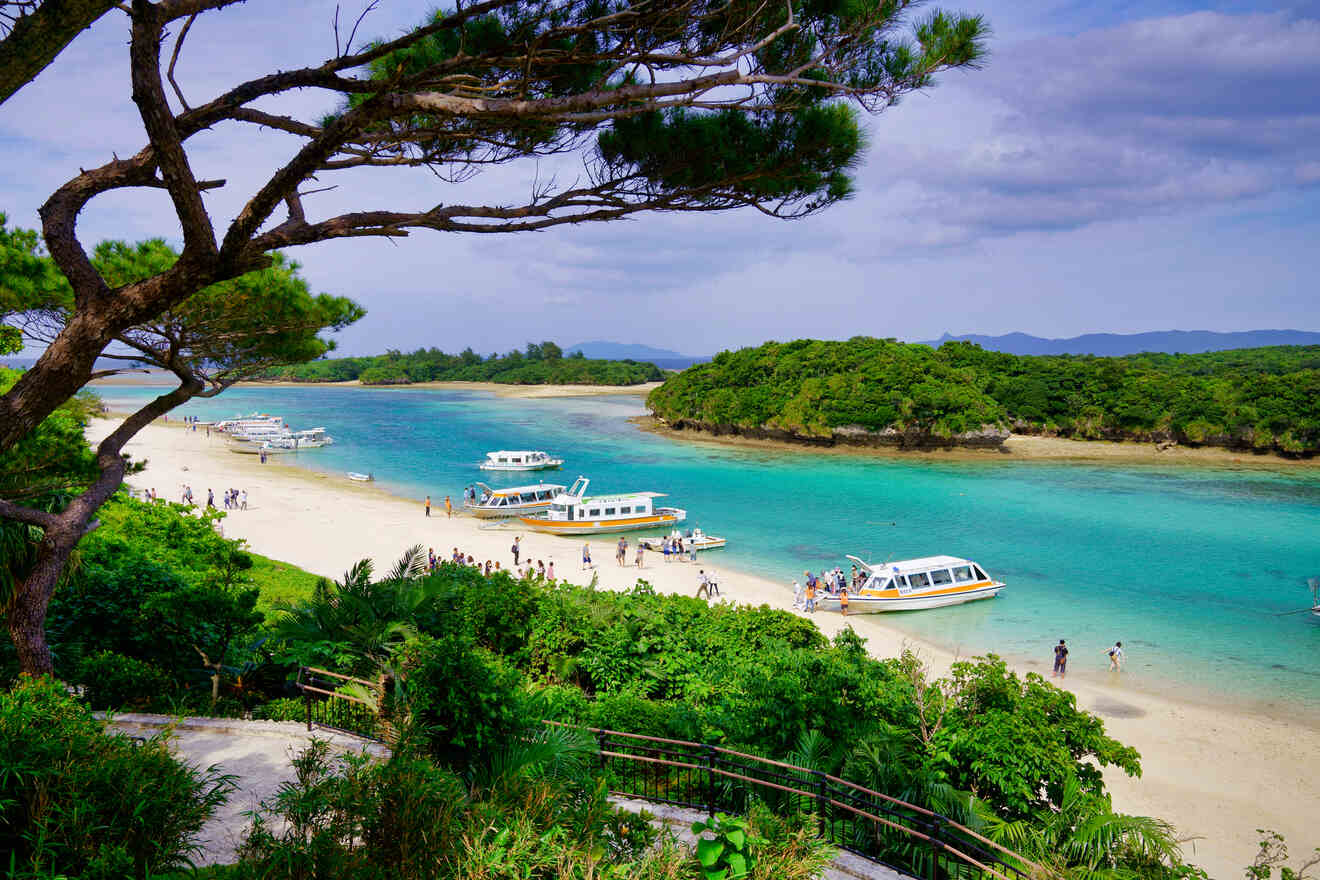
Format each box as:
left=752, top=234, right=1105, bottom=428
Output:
left=347, top=472, right=374, bottom=482
left=464, top=481, right=566, bottom=518
left=640, top=527, right=726, bottom=553
left=478, top=450, right=564, bottom=471
left=813, top=555, right=1005, bottom=613
left=518, top=477, right=685, bottom=535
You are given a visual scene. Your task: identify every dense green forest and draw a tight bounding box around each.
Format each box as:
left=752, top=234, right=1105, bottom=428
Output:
left=262, top=341, right=663, bottom=386
left=646, top=338, right=1320, bottom=454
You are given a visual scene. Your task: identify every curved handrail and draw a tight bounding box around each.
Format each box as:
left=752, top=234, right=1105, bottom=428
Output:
left=547, top=720, right=1054, bottom=880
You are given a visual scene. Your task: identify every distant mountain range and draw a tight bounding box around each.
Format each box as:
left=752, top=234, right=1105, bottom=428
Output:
left=566, top=341, right=706, bottom=370
left=922, top=329, right=1320, bottom=356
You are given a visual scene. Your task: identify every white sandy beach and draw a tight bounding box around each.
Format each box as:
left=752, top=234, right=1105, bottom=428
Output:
left=88, top=416, right=1318, bottom=878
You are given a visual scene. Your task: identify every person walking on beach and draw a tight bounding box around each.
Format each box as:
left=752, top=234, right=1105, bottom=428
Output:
left=635, top=543, right=644, bottom=568
left=207, top=488, right=215, bottom=508
left=425, top=495, right=431, bottom=517
left=240, top=490, right=248, bottom=510
left=581, top=542, right=592, bottom=570
left=804, top=581, right=817, bottom=613
left=1052, top=639, right=1069, bottom=678
left=511, top=536, right=521, bottom=566
left=839, top=588, right=849, bottom=616
left=1106, top=641, right=1124, bottom=672
left=792, top=579, right=803, bottom=610
left=547, top=561, right=555, bottom=581
left=696, top=570, right=711, bottom=600
left=444, top=495, right=452, bottom=518
left=616, top=537, right=627, bottom=566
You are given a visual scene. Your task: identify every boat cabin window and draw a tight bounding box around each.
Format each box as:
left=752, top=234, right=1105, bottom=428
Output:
left=868, top=577, right=890, bottom=590
left=604, top=507, right=616, bottom=516
left=931, top=569, right=953, bottom=586
left=908, top=572, right=932, bottom=588
left=498, top=457, right=508, bottom=463
left=620, top=506, right=631, bottom=514
left=951, top=565, right=974, bottom=582
left=552, top=504, right=567, bottom=513
left=589, top=508, right=601, bottom=517
left=973, top=565, right=988, bottom=580
left=512, top=457, right=522, bottom=464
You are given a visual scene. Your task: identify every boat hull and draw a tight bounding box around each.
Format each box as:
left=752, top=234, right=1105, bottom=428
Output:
left=640, top=536, right=726, bottom=552
left=517, top=512, right=684, bottom=535
left=815, top=583, right=1004, bottom=613
left=479, top=461, right=564, bottom=471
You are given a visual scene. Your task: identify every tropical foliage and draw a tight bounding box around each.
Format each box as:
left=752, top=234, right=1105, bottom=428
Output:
left=262, top=342, right=664, bottom=386
left=0, top=676, right=233, bottom=878
left=646, top=337, right=1320, bottom=453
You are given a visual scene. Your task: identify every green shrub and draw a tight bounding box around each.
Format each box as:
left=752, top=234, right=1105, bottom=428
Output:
left=396, top=633, right=525, bottom=771
left=75, top=649, right=176, bottom=710
left=252, top=696, right=306, bottom=722
left=0, top=676, right=232, bottom=878
left=236, top=739, right=465, bottom=880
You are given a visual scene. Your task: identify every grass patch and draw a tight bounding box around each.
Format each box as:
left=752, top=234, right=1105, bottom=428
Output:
left=248, top=552, right=323, bottom=615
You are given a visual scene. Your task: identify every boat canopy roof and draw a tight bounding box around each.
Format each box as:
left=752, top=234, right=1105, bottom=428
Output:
left=473, top=481, right=566, bottom=497
left=849, top=554, right=973, bottom=574
left=485, top=450, right=551, bottom=458
left=557, top=491, right=666, bottom=504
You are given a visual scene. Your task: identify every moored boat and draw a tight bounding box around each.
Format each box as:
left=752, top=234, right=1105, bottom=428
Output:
left=478, top=450, right=564, bottom=471
left=517, top=477, right=685, bottom=535
left=813, top=555, right=1005, bottom=613
left=347, top=472, right=374, bottom=482
left=464, top=481, right=567, bottom=518
left=640, top=527, right=726, bottom=553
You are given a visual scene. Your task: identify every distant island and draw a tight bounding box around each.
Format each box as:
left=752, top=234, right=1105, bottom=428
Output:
left=922, top=329, right=1320, bottom=356
left=567, top=341, right=707, bottom=370
left=261, top=342, right=662, bottom=386
left=646, top=338, right=1320, bottom=455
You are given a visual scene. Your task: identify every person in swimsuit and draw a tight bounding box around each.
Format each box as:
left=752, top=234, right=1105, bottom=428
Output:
left=1052, top=639, right=1068, bottom=678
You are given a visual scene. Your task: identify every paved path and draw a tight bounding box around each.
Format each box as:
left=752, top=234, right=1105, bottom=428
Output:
left=107, top=715, right=909, bottom=877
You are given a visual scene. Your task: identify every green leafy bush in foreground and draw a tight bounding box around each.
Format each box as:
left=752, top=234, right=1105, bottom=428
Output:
left=0, top=676, right=233, bottom=879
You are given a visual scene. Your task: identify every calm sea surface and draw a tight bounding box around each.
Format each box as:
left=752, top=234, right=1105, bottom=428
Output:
left=96, top=384, right=1320, bottom=715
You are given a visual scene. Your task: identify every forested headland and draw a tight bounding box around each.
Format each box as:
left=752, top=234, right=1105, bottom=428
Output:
left=645, top=338, right=1320, bottom=455
left=261, top=341, right=663, bottom=386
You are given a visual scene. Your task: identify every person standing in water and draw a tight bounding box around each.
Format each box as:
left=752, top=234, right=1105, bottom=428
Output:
left=1052, top=639, right=1068, bottom=678
left=1106, top=641, right=1124, bottom=672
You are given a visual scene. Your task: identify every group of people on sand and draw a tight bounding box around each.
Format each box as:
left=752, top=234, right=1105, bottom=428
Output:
left=423, top=495, right=453, bottom=518
left=1051, top=638, right=1124, bottom=678
left=426, top=543, right=555, bottom=582
left=791, top=567, right=856, bottom=614
left=659, top=536, right=697, bottom=563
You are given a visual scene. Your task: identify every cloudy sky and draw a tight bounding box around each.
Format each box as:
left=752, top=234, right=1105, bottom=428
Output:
left=2, top=0, right=1318, bottom=357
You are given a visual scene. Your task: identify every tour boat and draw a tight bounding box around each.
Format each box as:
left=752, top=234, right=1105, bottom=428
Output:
left=478, top=450, right=564, bottom=471
left=640, top=527, right=727, bottom=553
left=228, top=426, right=333, bottom=452
left=347, top=472, right=374, bottom=482
left=215, top=413, right=285, bottom=434
left=813, top=555, right=1005, bottom=613
left=517, top=477, right=685, bottom=535
left=464, top=481, right=567, bottom=518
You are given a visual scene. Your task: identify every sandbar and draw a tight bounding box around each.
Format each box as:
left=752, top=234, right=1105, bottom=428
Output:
left=87, top=416, right=1320, bottom=878
left=637, top=416, right=1320, bottom=469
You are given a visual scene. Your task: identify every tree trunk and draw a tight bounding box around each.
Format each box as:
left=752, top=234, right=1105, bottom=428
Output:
left=2, top=380, right=199, bottom=675
left=0, top=0, right=120, bottom=106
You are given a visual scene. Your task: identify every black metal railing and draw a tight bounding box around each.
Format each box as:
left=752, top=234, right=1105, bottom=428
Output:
left=554, top=722, right=1050, bottom=880
left=296, top=666, right=383, bottom=741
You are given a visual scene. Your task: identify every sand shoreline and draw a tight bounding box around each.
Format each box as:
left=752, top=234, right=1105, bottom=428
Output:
left=636, top=416, right=1320, bottom=469
left=88, top=416, right=1318, bottom=878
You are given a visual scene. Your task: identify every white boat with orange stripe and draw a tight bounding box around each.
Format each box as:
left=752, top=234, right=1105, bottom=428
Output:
left=517, top=477, right=686, bottom=535
left=815, top=555, right=1005, bottom=613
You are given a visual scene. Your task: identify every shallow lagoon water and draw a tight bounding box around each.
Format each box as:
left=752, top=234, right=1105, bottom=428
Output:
left=98, top=383, right=1320, bottom=715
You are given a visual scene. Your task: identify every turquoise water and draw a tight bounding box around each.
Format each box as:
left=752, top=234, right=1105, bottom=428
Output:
left=97, top=384, right=1320, bottom=715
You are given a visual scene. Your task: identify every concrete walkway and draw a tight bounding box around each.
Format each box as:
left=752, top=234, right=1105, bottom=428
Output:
left=107, top=715, right=909, bottom=877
